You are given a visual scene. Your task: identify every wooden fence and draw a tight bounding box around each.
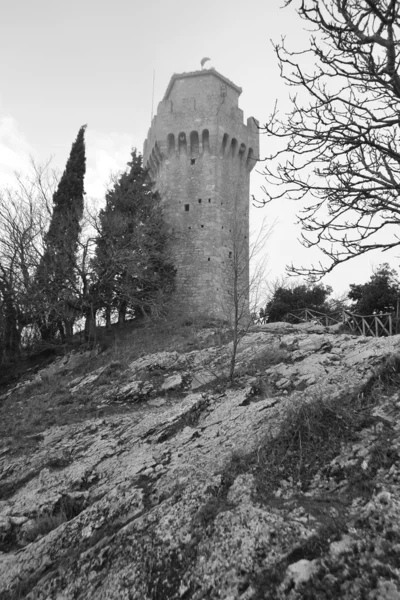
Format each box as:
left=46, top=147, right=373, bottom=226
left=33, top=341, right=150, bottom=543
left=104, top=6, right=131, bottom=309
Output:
left=283, top=308, right=342, bottom=327
left=253, top=307, right=400, bottom=337
left=342, top=310, right=399, bottom=337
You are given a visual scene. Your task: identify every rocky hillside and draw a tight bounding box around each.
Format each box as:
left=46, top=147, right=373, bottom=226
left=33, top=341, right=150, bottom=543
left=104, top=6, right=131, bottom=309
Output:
left=1, top=321, right=400, bottom=599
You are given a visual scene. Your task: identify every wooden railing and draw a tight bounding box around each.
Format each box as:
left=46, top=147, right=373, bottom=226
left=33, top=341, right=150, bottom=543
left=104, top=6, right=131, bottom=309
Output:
left=251, top=313, right=268, bottom=325
left=253, top=307, right=400, bottom=337
left=283, top=308, right=342, bottom=327
left=342, top=310, right=399, bottom=337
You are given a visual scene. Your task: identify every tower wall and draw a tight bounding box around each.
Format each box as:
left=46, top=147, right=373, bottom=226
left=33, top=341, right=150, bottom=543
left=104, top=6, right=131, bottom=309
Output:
left=143, top=69, right=259, bottom=318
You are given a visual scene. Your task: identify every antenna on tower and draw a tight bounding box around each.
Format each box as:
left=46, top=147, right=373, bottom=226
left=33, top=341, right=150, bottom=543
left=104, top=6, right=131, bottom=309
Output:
left=151, top=70, right=155, bottom=121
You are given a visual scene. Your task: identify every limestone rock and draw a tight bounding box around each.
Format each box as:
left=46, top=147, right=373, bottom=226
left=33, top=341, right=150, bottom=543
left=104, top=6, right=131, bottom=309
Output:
left=285, top=558, right=318, bottom=587
left=161, top=373, right=183, bottom=391
left=1, top=323, right=400, bottom=598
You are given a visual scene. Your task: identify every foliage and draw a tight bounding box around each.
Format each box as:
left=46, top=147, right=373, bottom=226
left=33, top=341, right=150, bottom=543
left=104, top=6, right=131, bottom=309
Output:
left=260, top=0, right=400, bottom=277
left=265, top=282, right=332, bottom=322
left=348, top=263, right=400, bottom=315
left=93, top=150, right=175, bottom=325
left=35, top=125, right=87, bottom=341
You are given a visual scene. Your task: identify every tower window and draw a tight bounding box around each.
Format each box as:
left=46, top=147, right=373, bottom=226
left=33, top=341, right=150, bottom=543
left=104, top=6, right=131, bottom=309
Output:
left=191, top=158, right=195, bottom=165
left=220, top=133, right=229, bottom=156
left=230, top=138, right=238, bottom=158
left=179, top=132, right=187, bottom=154
left=190, top=130, right=199, bottom=157
left=184, top=204, right=189, bottom=211
left=208, top=258, right=210, bottom=261
left=229, top=251, right=232, bottom=258
left=202, top=129, right=210, bottom=152
left=198, top=198, right=202, bottom=203
left=201, top=224, right=204, bottom=228
left=246, top=147, right=254, bottom=168
left=208, top=198, right=211, bottom=203
left=167, top=133, right=175, bottom=155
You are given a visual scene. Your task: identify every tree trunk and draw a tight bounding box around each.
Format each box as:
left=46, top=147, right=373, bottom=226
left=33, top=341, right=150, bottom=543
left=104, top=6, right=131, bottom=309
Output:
left=84, top=307, right=97, bottom=342
left=57, top=320, right=66, bottom=342
left=2, top=291, right=21, bottom=361
left=64, top=319, right=74, bottom=340
left=229, top=269, right=239, bottom=382
left=105, top=306, right=111, bottom=330
left=118, top=302, right=127, bottom=327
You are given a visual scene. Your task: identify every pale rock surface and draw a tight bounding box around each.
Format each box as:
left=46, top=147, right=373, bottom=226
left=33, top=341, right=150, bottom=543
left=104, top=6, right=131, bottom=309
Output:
left=161, top=373, right=183, bottom=391
left=1, top=324, right=400, bottom=598
left=285, top=559, right=318, bottom=587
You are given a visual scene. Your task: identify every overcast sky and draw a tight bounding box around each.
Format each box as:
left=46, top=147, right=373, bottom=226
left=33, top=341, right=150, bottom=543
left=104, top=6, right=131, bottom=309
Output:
left=1, top=0, right=399, bottom=298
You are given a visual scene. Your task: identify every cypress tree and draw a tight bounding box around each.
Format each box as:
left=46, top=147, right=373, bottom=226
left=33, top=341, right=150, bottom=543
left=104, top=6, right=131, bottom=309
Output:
left=36, top=125, right=87, bottom=341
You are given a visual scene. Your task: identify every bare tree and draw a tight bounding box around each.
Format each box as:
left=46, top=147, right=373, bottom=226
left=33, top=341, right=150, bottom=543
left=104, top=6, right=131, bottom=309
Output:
left=259, top=0, right=400, bottom=277
left=223, top=210, right=273, bottom=380
left=0, top=160, right=57, bottom=361
left=62, top=202, right=100, bottom=341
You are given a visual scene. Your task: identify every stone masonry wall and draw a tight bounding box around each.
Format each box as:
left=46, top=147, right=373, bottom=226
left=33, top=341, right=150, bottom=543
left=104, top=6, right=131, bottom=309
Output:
left=143, top=69, right=259, bottom=319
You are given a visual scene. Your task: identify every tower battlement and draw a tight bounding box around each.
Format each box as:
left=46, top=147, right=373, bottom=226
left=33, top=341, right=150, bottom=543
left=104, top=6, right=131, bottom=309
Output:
left=144, top=68, right=259, bottom=176
left=143, top=68, right=259, bottom=318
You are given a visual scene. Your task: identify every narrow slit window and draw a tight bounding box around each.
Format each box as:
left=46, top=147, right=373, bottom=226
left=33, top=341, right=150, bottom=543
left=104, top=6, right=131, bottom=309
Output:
left=190, top=130, right=199, bottom=157
left=198, top=198, right=202, bottom=203
left=202, top=129, right=210, bottom=152
left=220, top=133, right=229, bottom=156
left=246, top=148, right=254, bottom=168
left=167, top=133, right=175, bottom=155
left=179, top=132, right=187, bottom=154
left=184, top=204, right=189, bottom=211
left=191, top=158, right=195, bottom=165
left=207, top=258, right=210, bottom=261
left=201, top=224, right=204, bottom=228
left=230, top=138, right=238, bottom=158
left=229, top=251, right=232, bottom=258
left=208, top=198, right=211, bottom=203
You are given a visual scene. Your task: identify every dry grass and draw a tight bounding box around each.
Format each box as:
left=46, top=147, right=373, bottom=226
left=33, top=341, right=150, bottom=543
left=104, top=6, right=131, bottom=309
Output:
left=205, top=355, right=400, bottom=526
left=0, top=316, right=230, bottom=456
left=24, top=510, right=68, bottom=543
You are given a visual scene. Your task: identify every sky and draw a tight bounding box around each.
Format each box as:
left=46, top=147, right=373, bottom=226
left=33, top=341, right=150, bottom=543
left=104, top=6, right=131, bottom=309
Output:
left=1, top=0, right=399, bottom=299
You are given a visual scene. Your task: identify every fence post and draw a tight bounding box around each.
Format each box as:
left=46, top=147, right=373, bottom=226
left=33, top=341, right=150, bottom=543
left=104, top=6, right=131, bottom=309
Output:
left=389, top=314, right=393, bottom=336
left=375, top=317, right=379, bottom=338
left=362, top=318, right=366, bottom=336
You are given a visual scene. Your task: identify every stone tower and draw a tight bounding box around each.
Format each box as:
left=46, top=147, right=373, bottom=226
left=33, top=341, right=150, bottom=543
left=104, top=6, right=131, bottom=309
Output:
left=143, top=68, right=259, bottom=318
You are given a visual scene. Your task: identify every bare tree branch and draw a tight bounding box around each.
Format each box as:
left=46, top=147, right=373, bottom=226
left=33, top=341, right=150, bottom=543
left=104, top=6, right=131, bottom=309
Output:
left=259, top=0, right=400, bottom=277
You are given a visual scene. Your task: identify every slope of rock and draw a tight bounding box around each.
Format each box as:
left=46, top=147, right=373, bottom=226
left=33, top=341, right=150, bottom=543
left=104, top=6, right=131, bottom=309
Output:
left=1, top=322, right=400, bottom=599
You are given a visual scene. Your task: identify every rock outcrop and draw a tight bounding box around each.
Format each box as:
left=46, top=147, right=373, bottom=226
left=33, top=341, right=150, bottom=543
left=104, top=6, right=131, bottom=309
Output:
left=1, top=322, right=400, bottom=599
